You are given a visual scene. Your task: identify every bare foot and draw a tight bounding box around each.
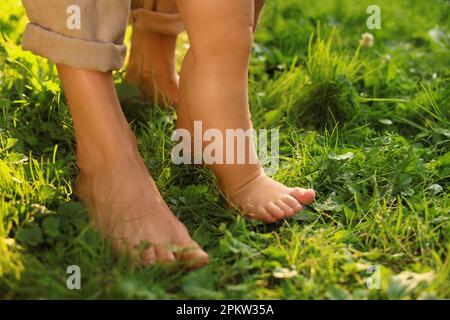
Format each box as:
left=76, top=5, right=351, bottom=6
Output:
left=223, top=170, right=316, bottom=224
left=126, top=4, right=182, bottom=106
left=126, top=29, right=180, bottom=105
left=75, top=156, right=208, bottom=268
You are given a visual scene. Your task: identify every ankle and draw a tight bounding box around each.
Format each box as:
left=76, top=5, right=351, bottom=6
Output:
left=216, top=166, right=265, bottom=196
left=76, top=138, right=142, bottom=175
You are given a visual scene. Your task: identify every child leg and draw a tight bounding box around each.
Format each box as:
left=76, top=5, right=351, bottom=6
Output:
left=177, top=0, right=265, bottom=133
left=176, top=0, right=315, bottom=223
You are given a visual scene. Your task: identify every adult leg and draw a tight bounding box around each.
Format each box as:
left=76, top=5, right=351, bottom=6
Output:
left=127, top=0, right=184, bottom=105
left=21, top=0, right=207, bottom=267
left=58, top=65, right=208, bottom=268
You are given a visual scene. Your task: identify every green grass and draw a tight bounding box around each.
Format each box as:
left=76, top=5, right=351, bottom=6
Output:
left=1, top=0, right=449, bottom=299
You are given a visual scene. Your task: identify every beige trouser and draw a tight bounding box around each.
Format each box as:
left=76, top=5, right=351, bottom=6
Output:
left=22, top=0, right=184, bottom=72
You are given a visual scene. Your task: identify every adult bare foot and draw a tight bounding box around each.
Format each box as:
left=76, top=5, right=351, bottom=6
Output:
left=57, top=65, right=207, bottom=268
left=127, top=0, right=183, bottom=106
left=76, top=154, right=208, bottom=268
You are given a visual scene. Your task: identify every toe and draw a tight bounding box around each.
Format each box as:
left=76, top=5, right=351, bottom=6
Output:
left=112, top=237, right=137, bottom=260
left=290, top=188, right=316, bottom=205
left=155, top=245, right=176, bottom=265
left=176, top=240, right=209, bottom=269
left=140, top=247, right=157, bottom=266
left=282, top=195, right=303, bottom=214
left=248, top=206, right=277, bottom=224
left=265, top=202, right=286, bottom=221
left=275, top=199, right=295, bottom=217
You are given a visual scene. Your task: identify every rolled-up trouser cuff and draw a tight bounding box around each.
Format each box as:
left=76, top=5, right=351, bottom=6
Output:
left=22, top=23, right=127, bottom=72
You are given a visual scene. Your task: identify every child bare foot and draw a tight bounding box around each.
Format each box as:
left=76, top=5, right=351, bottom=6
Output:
left=76, top=155, right=208, bottom=268
left=127, top=0, right=184, bottom=105
left=224, top=170, right=316, bottom=224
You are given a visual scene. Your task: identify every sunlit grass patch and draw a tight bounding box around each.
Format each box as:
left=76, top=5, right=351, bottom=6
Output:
left=0, top=0, right=449, bottom=299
